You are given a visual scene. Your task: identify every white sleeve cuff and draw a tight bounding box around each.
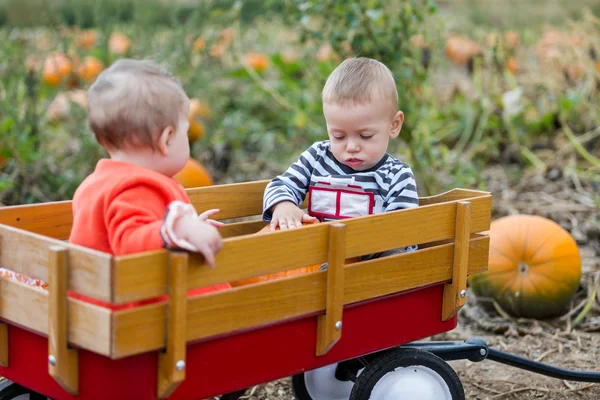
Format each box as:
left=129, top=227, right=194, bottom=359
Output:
left=160, top=201, right=200, bottom=252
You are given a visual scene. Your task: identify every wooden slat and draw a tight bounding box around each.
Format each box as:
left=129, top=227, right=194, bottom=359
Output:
left=342, top=195, right=490, bottom=259
left=186, top=180, right=269, bottom=220
left=0, top=225, right=113, bottom=302
left=0, top=322, right=7, bottom=367
left=0, top=277, right=112, bottom=356
left=419, top=188, right=490, bottom=206
left=111, top=236, right=489, bottom=358
left=113, top=251, right=168, bottom=304
left=0, top=201, right=73, bottom=240
left=220, top=220, right=267, bottom=239
left=442, top=202, right=471, bottom=321
left=316, top=223, right=346, bottom=356
left=0, top=183, right=488, bottom=237
left=0, top=181, right=270, bottom=239
left=48, top=246, right=79, bottom=395
left=157, top=252, right=188, bottom=399
left=111, top=194, right=491, bottom=304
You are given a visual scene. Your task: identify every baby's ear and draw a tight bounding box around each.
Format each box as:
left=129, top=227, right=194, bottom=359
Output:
left=390, top=111, right=404, bottom=138
left=157, top=125, right=175, bottom=156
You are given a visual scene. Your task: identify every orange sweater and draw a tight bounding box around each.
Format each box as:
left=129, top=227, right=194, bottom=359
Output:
left=69, top=159, right=230, bottom=309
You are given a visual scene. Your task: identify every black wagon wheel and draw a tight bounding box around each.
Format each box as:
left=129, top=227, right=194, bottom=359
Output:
left=0, top=379, right=49, bottom=400
left=292, top=361, right=360, bottom=400
left=349, top=348, right=465, bottom=400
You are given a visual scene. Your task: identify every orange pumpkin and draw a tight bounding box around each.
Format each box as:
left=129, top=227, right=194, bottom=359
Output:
left=190, top=98, right=211, bottom=118
left=187, top=98, right=209, bottom=142
left=76, top=30, right=97, bottom=50
left=230, top=220, right=323, bottom=287
left=76, top=56, right=104, bottom=83
left=505, top=57, right=518, bottom=74
left=503, top=31, right=520, bottom=48
left=192, top=36, right=206, bottom=52
left=173, top=158, right=213, bottom=188
left=245, top=53, right=269, bottom=72
left=42, top=52, right=72, bottom=87
left=469, top=215, right=581, bottom=318
left=444, top=35, right=483, bottom=66
left=108, top=32, right=131, bottom=55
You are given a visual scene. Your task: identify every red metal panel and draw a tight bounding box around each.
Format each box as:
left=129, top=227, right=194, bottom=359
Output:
left=0, top=284, right=455, bottom=400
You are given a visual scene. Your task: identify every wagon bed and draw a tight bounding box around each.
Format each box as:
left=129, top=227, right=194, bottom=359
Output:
left=0, top=180, right=492, bottom=399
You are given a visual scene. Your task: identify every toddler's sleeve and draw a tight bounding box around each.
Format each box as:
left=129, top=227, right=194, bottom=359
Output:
left=384, top=165, right=419, bottom=212
left=262, top=144, right=318, bottom=221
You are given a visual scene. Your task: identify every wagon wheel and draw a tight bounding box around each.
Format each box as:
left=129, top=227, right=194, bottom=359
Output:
left=292, top=360, right=366, bottom=400
left=349, top=348, right=464, bottom=400
left=0, top=379, right=49, bottom=400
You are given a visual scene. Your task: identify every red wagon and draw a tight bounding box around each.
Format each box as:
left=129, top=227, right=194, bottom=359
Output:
left=1, top=180, right=595, bottom=400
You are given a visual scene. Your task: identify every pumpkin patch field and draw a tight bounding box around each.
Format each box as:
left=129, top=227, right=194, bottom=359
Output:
left=0, top=0, right=599, bottom=398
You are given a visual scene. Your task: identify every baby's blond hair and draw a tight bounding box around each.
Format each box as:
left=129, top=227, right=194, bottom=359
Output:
left=88, top=59, right=187, bottom=150
left=322, top=57, right=398, bottom=113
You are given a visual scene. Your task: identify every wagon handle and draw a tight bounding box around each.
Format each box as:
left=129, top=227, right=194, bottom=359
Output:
left=404, top=338, right=600, bottom=383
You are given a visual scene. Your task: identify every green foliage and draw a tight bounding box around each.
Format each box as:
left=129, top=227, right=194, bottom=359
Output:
left=0, top=0, right=598, bottom=206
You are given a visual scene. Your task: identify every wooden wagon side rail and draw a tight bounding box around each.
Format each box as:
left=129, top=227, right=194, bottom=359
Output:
left=110, top=233, right=489, bottom=359
left=0, top=180, right=489, bottom=240
left=0, top=275, right=112, bottom=356
left=0, top=180, right=276, bottom=240
left=112, top=192, right=492, bottom=304
left=0, top=225, right=113, bottom=303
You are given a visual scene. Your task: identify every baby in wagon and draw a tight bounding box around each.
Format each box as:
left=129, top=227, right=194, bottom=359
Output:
left=66, top=59, right=231, bottom=308
left=262, top=57, right=419, bottom=261
left=0, top=59, right=230, bottom=304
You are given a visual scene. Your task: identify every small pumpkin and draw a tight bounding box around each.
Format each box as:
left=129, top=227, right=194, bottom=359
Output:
left=75, top=30, right=97, bottom=51
left=444, top=35, right=483, bottom=66
left=42, top=52, right=72, bottom=87
left=503, top=31, right=520, bottom=48
left=505, top=57, right=518, bottom=74
left=76, top=56, right=104, bottom=83
left=187, top=98, right=209, bottom=142
left=46, top=90, right=88, bottom=123
left=245, top=53, right=269, bottom=72
left=230, top=220, right=323, bottom=287
left=469, top=215, right=581, bottom=319
left=108, top=32, right=131, bottom=55
left=192, top=36, right=206, bottom=52
left=173, top=158, right=213, bottom=188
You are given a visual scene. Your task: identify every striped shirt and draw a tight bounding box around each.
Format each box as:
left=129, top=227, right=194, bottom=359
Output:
left=262, top=140, right=419, bottom=221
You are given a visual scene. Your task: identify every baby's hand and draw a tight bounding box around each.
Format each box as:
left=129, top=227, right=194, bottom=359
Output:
left=270, top=201, right=317, bottom=231
left=174, top=217, right=223, bottom=268
left=197, top=208, right=225, bottom=228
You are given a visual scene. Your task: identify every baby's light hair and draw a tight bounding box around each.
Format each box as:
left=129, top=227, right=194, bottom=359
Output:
left=87, top=58, right=187, bottom=150
left=322, top=57, right=398, bottom=113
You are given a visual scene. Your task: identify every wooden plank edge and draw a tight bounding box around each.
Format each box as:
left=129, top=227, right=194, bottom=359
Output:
left=110, top=235, right=490, bottom=359
left=0, top=276, right=113, bottom=357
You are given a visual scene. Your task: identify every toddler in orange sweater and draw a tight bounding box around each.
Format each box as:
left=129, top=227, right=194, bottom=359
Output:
left=67, top=59, right=230, bottom=308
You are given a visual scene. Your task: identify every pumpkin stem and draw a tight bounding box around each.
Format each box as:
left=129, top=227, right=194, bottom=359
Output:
left=518, top=262, right=529, bottom=275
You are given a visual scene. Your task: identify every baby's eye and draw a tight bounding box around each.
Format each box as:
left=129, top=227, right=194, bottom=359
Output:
left=332, top=135, right=345, bottom=140
left=361, top=135, right=374, bottom=140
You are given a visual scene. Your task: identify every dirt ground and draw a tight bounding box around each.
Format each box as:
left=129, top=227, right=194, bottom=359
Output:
left=226, top=165, right=600, bottom=399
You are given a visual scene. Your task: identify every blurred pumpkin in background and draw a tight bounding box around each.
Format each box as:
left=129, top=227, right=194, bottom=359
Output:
left=173, top=158, right=213, bottom=188
left=469, top=214, right=581, bottom=319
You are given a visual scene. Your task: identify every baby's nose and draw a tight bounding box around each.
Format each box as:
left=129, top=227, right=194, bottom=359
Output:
left=346, top=141, right=360, bottom=152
